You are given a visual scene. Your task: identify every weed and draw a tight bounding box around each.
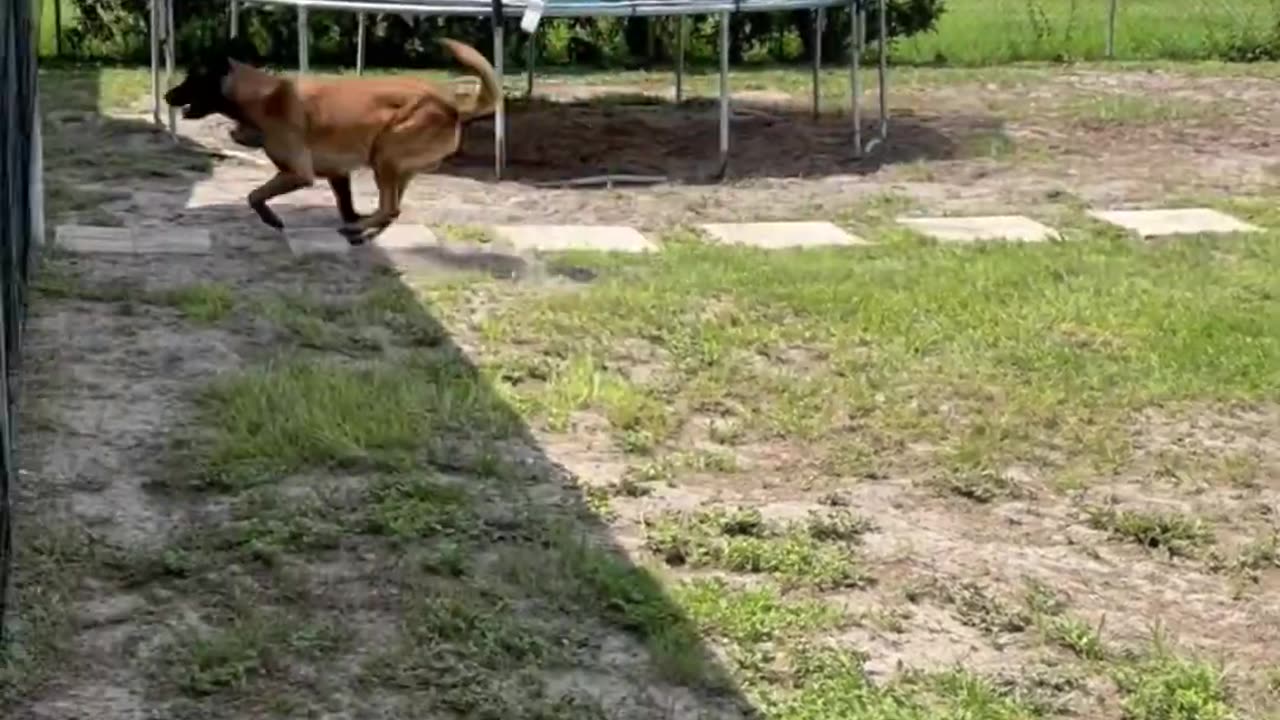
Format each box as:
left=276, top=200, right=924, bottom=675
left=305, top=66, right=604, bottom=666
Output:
left=936, top=579, right=1031, bottom=635
left=644, top=508, right=871, bottom=589
left=675, top=578, right=844, bottom=646
left=167, top=608, right=345, bottom=696
left=1113, top=640, right=1236, bottom=720
left=1085, top=505, right=1215, bottom=558
left=1041, top=614, right=1106, bottom=661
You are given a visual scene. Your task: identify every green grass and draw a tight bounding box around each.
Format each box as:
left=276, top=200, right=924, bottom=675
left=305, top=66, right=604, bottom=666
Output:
left=644, top=507, right=873, bottom=589
left=892, top=0, right=1280, bottom=65
left=1113, top=640, right=1237, bottom=720
left=472, top=232, right=1280, bottom=480
left=1084, top=505, right=1216, bottom=558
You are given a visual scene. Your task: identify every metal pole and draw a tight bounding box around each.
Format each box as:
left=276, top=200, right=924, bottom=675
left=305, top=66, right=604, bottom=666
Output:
left=676, top=16, right=686, bottom=102
left=877, top=0, right=887, bottom=143
left=526, top=29, right=536, bottom=96
left=54, top=0, right=63, bottom=56
left=229, top=0, right=240, bottom=38
left=850, top=0, right=861, bottom=157
left=298, top=6, right=310, bottom=74
left=1106, top=0, right=1117, bottom=58
left=150, top=0, right=161, bottom=126
left=356, top=12, right=367, bottom=74
left=165, top=0, right=177, bottom=138
left=718, top=11, right=730, bottom=176
left=492, top=9, right=506, bottom=179
left=812, top=7, right=823, bottom=119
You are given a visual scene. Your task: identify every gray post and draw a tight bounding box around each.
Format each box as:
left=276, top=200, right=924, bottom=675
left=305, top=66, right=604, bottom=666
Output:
left=526, top=29, right=536, bottom=96
left=150, top=0, right=161, bottom=125
left=298, top=6, right=310, bottom=73
left=356, top=12, right=367, bottom=74
left=877, top=0, right=887, bottom=142
left=165, top=0, right=177, bottom=137
left=718, top=11, right=730, bottom=175
left=229, top=0, right=239, bottom=38
left=1106, top=0, right=1118, bottom=58
left=812, top=7, right=824, bottom=119
left=54, top=0, right=63, bottom=56
left=850, top=0, right=862, bottom=156
left=493, top=12, right=506, bottom=179
left=676, top=16, right=686, bottom=102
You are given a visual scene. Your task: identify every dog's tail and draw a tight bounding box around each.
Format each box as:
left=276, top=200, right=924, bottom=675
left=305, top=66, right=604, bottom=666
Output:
left=438, top=38, right=501, bottom=122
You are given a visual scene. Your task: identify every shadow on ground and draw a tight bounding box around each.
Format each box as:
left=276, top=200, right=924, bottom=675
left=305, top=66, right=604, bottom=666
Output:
left=443, top=93, right=1000, bottom=184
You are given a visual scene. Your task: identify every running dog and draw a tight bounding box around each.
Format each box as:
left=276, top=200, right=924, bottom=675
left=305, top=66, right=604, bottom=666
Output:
left=164, top=38, right=500, bottom=244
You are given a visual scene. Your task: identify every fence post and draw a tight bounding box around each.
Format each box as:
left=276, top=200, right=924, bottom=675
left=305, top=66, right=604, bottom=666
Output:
left=1106, top=0, right=1118, bottom=58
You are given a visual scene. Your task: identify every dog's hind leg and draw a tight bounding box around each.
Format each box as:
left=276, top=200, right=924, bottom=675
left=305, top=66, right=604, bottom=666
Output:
left=339, top=164, right=400, bottom=244
left=248, top=172, right=311, bottom=230
left=327, top=175, right=366, bottom=225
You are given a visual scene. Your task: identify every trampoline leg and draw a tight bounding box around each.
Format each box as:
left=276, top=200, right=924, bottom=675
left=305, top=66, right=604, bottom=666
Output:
left=150, top=0, right=161, bottom=126
left=812, top=7, right=823, bottom=120
left=493, top=14, right=506, bottom=180
left=229, top=0, right=239, bottom=38
left=676, top=16, right=686, bottom=103
left=298, top=6, right=310, bottom=74
left=356, top=12, right=367, bottom=74
left=526, top=28, right=536, bottom=97
left=164, top=0, right=177, bottom=139
left=850, top=0, right=862, bottom=158
left=877, top=0, right=888, bottom=144
left=718, top=11, right=730, bottom=178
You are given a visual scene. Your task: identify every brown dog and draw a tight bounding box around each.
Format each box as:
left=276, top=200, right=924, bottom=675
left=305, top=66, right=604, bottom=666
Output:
left=164, top=38, right=500, bottom=244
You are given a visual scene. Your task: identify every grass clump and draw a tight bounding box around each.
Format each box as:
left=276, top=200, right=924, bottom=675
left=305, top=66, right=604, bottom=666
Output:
left=166, top=607, right=345, bottom=696
left=1113, top=642, right=1237, bottom=720
left=765, top=647, right=1040, bottom=719
left=644, top=508, right=872, bottom=589
left=674, top=578, right=845, bottom=647
left=188, top=355, right=517, bottom=487
left=1085, top=505, right=1215, bottom=558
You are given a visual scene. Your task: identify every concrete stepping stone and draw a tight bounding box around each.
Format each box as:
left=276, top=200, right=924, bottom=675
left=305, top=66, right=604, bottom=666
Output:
left=489, top=224, right=656, bottom=253
left=134, top=227, right=212, bottom=254
left=372, top=224, right=439, bottom=250
left=896, top=215, right=1059, bottom=243
left=698, top=221, right=867, bottom=248
left=284, top=227, right=353, bottom=256
left=54, top=225, right=134, bottom=254
left=1087, top=207, right=1261, bottom=238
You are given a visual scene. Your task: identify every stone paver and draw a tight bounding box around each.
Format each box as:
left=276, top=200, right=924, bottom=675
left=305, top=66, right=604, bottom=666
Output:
left=54, top=225, right=134, bottom=254
left=1087, top=207, right=1262, bottom=238
left=489, top=224, right=657, bottom=253
left=134, top=227, right=212, bottom=254
left=285, top=227, right=353, bottom=256
left=698, top=221, right=867, bottom=249
left=373, top=224, right=439, bottom=250
left=896, top=215, right=1059, bottom=243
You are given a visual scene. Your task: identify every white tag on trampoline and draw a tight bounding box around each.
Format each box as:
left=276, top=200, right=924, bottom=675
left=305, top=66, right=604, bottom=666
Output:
left=520, top=0, right=544, bottom=33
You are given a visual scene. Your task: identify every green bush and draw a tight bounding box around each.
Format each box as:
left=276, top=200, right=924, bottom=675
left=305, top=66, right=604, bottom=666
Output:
left=63, top=0, right=946, bottom=68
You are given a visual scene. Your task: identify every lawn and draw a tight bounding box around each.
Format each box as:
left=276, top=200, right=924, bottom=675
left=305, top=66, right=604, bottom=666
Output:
left=4, top=60, right=1280, bottom=719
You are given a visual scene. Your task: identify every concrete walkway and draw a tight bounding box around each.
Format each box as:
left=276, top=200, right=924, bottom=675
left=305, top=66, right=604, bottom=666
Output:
left=52, top=206, right=1264, bottom=256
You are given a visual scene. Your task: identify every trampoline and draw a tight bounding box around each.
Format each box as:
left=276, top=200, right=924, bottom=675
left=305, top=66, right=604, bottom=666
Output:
left=147, top=0, right=889, bottom=182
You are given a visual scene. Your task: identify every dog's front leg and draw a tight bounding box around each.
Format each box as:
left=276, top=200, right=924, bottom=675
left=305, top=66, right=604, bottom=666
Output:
left=247, top=172, right=312, bottom=230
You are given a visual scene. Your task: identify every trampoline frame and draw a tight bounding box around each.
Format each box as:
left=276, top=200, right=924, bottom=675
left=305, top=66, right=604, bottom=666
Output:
left=149, top=0, right=889, bottom=182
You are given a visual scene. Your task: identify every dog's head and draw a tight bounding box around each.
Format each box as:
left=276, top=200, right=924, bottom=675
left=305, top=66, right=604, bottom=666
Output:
left=164, top=53, right=232, bottom=119
left=164, top=38, right=259, bottom=120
